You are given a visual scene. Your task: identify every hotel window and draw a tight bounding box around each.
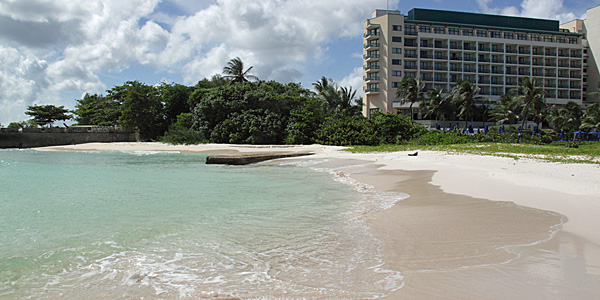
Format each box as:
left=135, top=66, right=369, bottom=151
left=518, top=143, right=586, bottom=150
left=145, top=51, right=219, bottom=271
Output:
left=392, top=59, right=402, bottom=65
left=419, top=26, right=430, bottom=33
left=392, top=48, right=402, bottom=54
left=569, top=38, right=578, bottom=44
left=405, top=25, right=416, bottom=34
left=405, top=72, right=416, bottom=78
left=393, top=25, right=402, bottom=31
left=517, top=33, right=527, bottom=40
left=392, top=82, right=401, bottom=88
left=448, top=28, right=459, bottom=35
left=504, top=32, right=514, bottom=39
left=392, top=36, right=402, bottom=42
left=392, top=70, right=402, bottom=76
left=490, top=31, right=500, bottom=38
left=476, top=30, right=487, bottom=37
left=544, top=36, right=553, bottom=42
left=531, top=35, right=540, bottom=41
left=557, top=37, right=566, bottom=43
left=434, top=27, right=445, bottom=34
left=462, top=29, right=473, bottom=36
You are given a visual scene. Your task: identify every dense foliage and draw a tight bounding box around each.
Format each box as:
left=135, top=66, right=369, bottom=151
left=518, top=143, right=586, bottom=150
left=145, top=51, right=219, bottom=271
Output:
left=7, top=55, right=600, bottom=149
left=25, top=105, right=71, bottom=126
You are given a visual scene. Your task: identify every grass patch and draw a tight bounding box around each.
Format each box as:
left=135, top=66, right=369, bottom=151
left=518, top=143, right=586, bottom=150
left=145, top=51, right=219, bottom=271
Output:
left=348, top=142, right=600, bottom=164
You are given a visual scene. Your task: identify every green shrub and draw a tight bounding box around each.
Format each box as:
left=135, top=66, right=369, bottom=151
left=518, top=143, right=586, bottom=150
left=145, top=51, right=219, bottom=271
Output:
left=315, top=114, right=379, bottom=146
left=371, top=113, right=427, bottom=144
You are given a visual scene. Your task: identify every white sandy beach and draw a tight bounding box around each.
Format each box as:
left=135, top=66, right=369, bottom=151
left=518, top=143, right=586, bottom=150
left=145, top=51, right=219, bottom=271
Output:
left=38, top=142, right=600, bottom=298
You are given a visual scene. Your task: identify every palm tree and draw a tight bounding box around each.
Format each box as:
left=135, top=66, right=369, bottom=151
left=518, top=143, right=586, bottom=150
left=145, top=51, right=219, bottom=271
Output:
left=313, top=76, right=341, bottom=115
left=548, top=102, right=582, bottom=132
left=581, top=103, right=600, bottom=131
left=516, top=77, right=546, bottom=131
left=339, top=86, right=357, bottom=110
left=222, top=57, right=258, bottom=84
left=395, top=77, right=424, bottom=120
left=450, top=80, right=486, bottom=126
left=421, top=88, right=449, bottom=121
left=491, top=94, right=522, bottom=125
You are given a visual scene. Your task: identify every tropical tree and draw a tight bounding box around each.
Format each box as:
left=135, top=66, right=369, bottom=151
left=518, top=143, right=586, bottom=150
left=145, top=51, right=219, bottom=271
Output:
left=313, top=76, right=341, bottom=115
left=581, top=103, right=600, bottom=131
left=421, top=87, right=449, bottom=121
left=395, top=77, right=424, bottom=120
left=222, top=57, right=258, bottom=84
left=73, top=93, right=121, bottom=126
left=547, top=102, right=582, bottom=132
left=339, top=86, right=357, bottom=110
left=491, top=94, right=522, bottom=125
left=25, top=104, right=71, bottom=127
left=117, top=81, right=166, bottom=140
left=450, top=80, right=486, bottom=125
left=515, top=77, right=546, bottom=131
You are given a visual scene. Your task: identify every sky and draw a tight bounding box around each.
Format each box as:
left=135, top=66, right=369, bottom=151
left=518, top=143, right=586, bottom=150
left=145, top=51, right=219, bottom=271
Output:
left=0, top=0, right=596, bottom=125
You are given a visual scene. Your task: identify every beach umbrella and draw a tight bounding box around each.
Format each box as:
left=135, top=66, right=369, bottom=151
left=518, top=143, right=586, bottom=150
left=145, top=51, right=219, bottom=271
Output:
left=559, top=130, right=565, bottom=140
left=574, top=131, right=585, bottom=139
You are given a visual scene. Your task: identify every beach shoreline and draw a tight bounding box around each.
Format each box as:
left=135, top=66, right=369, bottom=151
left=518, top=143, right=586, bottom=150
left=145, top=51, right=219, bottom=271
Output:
left=36, top=142, right=600, bottom=298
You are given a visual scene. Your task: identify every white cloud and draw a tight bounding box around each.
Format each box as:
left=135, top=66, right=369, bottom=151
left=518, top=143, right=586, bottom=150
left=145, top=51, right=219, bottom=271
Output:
left=0, top=46, right=50, bottom=124
left=477, top=0, right=578, bottom=23
left=339, top=67, right=363, bottom=97
left=0, top=0, right=378, bottom=124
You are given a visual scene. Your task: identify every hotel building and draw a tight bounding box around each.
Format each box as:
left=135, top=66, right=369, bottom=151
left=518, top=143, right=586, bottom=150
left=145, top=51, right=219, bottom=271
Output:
left=362, top=8, right=587, bottom=118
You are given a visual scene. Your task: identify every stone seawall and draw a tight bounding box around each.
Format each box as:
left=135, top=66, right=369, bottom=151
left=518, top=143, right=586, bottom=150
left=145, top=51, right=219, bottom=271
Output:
left=0, top=127, right=137, bottom=148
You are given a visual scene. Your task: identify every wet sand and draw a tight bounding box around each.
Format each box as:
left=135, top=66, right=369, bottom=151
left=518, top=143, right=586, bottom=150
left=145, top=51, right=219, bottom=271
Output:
left=38, top=143, right=600, bottom=298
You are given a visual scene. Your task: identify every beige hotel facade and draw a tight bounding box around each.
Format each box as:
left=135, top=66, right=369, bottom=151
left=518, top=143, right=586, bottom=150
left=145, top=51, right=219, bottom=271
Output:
left=362, top=7, right=600, bottom=118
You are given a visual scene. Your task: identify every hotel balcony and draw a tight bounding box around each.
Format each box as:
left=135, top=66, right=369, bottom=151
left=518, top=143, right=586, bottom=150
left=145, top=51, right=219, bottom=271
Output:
left=364, top=65, right=380, bottom=72
left=366, top=23, right=380, bottom=30
left=364, top=43, right=380, bottom=50
left=364, top=75, right=379, bottom=83
left=365, top=88, right=380, bottom=94
left=365, top=32, right=380, bottom=41
left=364, top=54, right=379, bottom=62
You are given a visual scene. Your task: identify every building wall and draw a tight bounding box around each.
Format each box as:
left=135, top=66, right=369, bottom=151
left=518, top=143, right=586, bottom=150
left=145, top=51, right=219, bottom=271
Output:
left=0, top=127, right=137, bottom=148
left=583, top=6, right=600, bottom=103
left=363, top=8, right=587, bottom=118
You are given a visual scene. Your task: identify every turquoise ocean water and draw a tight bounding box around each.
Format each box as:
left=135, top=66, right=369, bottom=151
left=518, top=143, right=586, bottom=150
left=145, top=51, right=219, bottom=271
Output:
left=0, top=149, right=403, bottom=299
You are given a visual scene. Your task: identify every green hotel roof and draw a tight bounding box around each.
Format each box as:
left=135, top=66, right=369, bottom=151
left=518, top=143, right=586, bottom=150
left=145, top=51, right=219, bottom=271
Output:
left=406, top=8, right=580, bottom=37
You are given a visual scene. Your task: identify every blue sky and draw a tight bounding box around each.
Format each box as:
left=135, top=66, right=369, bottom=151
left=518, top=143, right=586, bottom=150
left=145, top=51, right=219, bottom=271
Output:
left=0, top=0, right=595, bottom=125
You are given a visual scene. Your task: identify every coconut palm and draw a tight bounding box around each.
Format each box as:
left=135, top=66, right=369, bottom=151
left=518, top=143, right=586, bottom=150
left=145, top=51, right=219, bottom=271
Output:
left=548, top=101, right=582, bottom=132
left=515, top=77, right=546, bottom=130
left=395, top=77, right=424, bottom=120
left=491, top=94, right=522, bottom=125
left=222, top=57, right=258, bottom=84
left=313, top=76, right=341, bottom=115
left=581, top=103, right=600, bottom=131
left=421, top=87, right=449, bottom=121
left=339, top=86, right=357, bottom=110
left=450, top=80, right=486, bottom=125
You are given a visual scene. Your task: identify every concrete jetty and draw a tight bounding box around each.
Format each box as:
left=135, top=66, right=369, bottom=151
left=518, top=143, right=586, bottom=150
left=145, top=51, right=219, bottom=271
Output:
left=205, top=152, right=314, bottom=165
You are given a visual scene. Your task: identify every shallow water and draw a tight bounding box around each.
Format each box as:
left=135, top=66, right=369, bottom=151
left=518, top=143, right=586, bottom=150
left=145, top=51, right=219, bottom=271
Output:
left=0, top=150, right=403, bottom=299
